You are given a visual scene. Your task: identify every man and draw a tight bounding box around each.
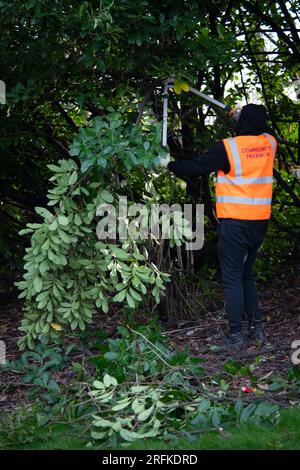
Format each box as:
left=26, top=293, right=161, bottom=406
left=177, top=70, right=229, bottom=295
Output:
left=167, top=104, right=277, bottom=351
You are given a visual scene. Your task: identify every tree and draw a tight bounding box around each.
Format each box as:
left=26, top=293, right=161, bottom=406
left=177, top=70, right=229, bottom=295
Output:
left=0, top=1, right=299, bottom=345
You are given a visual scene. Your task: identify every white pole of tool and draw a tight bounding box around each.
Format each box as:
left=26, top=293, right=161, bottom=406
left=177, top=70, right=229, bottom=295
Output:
left=188, top=86, right=231, bottom=111
left=161, top=79, right=231, bottom=147
left=162, top=81, right=170, bottom=147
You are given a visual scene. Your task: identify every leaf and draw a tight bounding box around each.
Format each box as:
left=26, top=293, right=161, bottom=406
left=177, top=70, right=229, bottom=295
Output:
left=131, top=398, right=145, bottom=413
left=36, top=291, right=49, bottom=302
left=129, top=287, right=142, bottom=301
left=117, top=326, right=130, bottom=337
left=93, top=380, right=105, bottom=389
left=99, top=298, right=107, bottom=314
left=47, top=164, right=62, bottom=173
left=137, top=405, right=154, bottom=421
left=173, top=79, right=182, bottom=95
left=133, top=252, right=145, bottom=261
left=74, top=214, right=82, bottom=226
left=93, top=418, right=112, bottom=428
left=119, top=428, right=139, bottom=442
left=35, top=207, right=54, bottom=221
left=104, top=351, right=120, bottom=361
left=234, top=399, right=243, bottom=416
left=50, top=323, right=62, bottom=331
left=58, top=215, right=69, bottom=226
left=49, top=219, right=58, bottom=231
left=101, top=189, right=114, bottom=203
left=42, top=239, right=50, bottom=251
left=197, top=399, right=211, bottom=413
left=33, top=276, right=43, bottom=293
left=110, top=246, right=130, bottom=260
left=19, top=228, right=34, bottom=235
left=112, top=289, right=127, bottom=302
left=126, top=292, right=136, bottom=309
left=173, top=78, right=190, bottom=94
left=240, top=404, right=256, bottom=421
left=69, top=172, right=78, bottom=185
left=103, top=373, right=118, bottom=387
left=91, top=431, right=106, bottom=440
left=58, top=229, right=70, bottom=244
left=79, top=259, right=92, bottom=266
left=81, top=159, right=93, bottom=173
left=211, top=410, right=221, bottom=428
left=111, top=401, right=131, bottom=411
left=181, top=81, right=190, bottom=92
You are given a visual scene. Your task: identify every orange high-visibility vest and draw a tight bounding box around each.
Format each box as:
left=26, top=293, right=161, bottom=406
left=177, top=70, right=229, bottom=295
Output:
left=215, top=133, right=277, bottom=220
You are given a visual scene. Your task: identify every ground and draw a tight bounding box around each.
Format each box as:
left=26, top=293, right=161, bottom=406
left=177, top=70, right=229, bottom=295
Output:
left=0, top=264, right=299, bottom=449
left=1, top=264, right=300, bottom=410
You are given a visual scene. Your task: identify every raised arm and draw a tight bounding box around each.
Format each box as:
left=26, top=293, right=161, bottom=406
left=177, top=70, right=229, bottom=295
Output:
left=167, top=141, right=230, bottom=177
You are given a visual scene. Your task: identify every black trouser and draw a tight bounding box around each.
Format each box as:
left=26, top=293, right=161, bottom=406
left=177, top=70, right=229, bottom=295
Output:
left=217, top=218, right=269, bottom=334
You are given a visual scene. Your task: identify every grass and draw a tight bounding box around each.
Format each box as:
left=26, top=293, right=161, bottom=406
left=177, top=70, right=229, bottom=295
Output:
left=2, top=406, right=300, bottom=451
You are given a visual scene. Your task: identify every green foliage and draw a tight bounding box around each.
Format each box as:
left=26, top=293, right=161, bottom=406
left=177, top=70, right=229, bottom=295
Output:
left=0, top=0, right=238, bottom=273
left=87, top=373, right=280, bottom=447
left=86, top=325, right=280, bottom=446
left=70, top=111, right=167, bottom=173
left=2, top=342, right=69, bottom=393
left=2, top=406, right=300, bottom=450
left=16, top=112, right=172, bottom=349
left=3, top=323, right=297, bottom=450
left=0, top=405, right=42, bottom=447
left=1, top=0, right=299, bottom=312
left=90, top=322, right=204, bottom=383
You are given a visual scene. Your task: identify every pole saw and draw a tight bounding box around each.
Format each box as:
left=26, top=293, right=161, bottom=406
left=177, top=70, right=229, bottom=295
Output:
left=162, top=78, right=235, bottom=148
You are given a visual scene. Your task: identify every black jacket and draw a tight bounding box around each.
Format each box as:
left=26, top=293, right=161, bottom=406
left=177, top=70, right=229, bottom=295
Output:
left=167, top=104, right=277, bottom=178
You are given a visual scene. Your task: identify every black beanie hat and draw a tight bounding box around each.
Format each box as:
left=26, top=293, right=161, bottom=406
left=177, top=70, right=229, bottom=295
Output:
left=236, top=103, right=277, bottom=138
left=240, top=104, right=268, bottom=129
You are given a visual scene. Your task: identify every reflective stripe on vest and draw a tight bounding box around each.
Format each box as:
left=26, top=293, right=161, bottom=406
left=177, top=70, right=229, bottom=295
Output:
left=217, top=176, right=273, bottom=185
left=215, top=133, right=276, bottom=220
left=216, top=196, right=272, bottom=205
left=263, top=133, right=276, bottom=155
left=226, top=137, right=243, bottom=177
